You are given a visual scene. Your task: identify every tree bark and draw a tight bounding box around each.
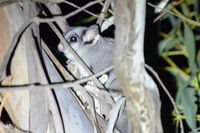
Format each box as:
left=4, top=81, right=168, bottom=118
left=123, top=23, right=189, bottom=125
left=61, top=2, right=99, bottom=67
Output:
left=114, top=0, right=163, bottom=132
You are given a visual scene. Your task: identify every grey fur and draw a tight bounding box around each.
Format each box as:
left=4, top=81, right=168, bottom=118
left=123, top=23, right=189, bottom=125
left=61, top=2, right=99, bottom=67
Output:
left=59, top=25, right=127, bottom=133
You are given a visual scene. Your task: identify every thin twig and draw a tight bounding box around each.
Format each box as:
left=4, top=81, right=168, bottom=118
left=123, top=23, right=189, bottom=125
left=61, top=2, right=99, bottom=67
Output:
left=155, top=0, right=169, bottom=13
left=144, top=64, right=185, bottom=133
left=64, top=1, right=98, bottom=18
left=63, top=1, right=113, bottom=30
left=45, top=3, right=67, bottom=31
left=153, top=0, right=184, bottom=22
left=0, top=66, right=113, bottom=91
left=96, top=0, right=113, bottom=25
left=98, top=1, right=113, bottom=14
left=35, top=0, right=103, bottom=23
left=147, top=2, right=200, bottom=27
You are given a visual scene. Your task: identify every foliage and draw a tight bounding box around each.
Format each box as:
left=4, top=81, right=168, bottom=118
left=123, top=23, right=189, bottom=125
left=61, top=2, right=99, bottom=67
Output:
left=158, top=1, right=200, bottom=132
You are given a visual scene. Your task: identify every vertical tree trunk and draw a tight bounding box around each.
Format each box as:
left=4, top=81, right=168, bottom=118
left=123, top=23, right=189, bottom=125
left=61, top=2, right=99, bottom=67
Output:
left=114, top=0, right=163, bottom=132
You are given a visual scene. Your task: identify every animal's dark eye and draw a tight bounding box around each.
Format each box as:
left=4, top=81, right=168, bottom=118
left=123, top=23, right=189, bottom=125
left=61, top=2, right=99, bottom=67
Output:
left=69, top=36, right=77, bottom=43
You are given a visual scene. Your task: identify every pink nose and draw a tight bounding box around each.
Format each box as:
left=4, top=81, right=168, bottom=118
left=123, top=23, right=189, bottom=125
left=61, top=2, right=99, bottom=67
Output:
left=58, top=44, right=64, bottom=51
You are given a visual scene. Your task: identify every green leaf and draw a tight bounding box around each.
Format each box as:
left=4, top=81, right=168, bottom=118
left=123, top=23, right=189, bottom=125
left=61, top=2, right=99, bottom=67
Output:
left=181, top=3, right=190, bottom=17
left=191, top=76, right=199, bottom=89
left=80, top=16, right=97, bottom=24
left=165, top=38, right=180, bottom=51
left=176, top=74, right=187, bottom=104
left=183, top=23, right=197, bottom=74
left=168, top=15, right=177, bottom=28
left=176, top=74, right=191, bottom=104
left=177, top=29, right=184, bottom=43
left=158, top=37, right=179, bottom=55
left=179, top=87, right=197, bottom=130
left=167, top=15, right=181, bottom=30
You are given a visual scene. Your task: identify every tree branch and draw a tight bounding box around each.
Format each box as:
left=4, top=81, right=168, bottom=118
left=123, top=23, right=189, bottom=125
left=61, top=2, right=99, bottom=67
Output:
left=0, top=66, right=113, bottom=91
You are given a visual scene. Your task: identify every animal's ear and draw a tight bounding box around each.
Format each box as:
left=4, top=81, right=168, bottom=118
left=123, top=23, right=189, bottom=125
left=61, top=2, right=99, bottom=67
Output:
left=82, top=24, right=99, bottom=43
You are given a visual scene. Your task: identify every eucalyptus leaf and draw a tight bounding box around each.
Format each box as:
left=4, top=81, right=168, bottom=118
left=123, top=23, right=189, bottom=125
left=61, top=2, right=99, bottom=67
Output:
left=179, top=87, right=197, bottom=131
left=158, top=38, right=172, bottom=55
left=181, top=3, right=190, bottom=17
left=158, top=37, right=179, bottom=55
left=175, top=73, right=192, bottom=105
left=177, top=29, right=184, bottom=43
left=168, top=15, right=177, bottom=28
left=79, top=16, right=97, bottom=24
left=191, top=76, right=199, bottom=89
left=166, top=15, right=182, bottom=36
left=165, top=38, right=180, bottom=51
left=183, top=23, right=197, bottom=74
left=176, top=74, right=187, bottom=104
